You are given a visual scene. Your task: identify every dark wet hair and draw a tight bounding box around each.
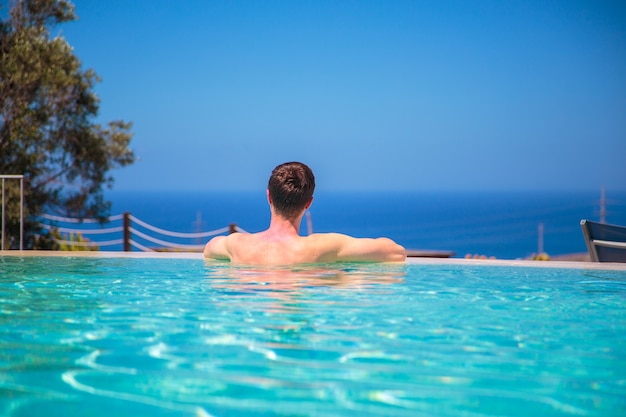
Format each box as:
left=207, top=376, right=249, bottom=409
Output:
left=268, top=162, right=315, bottom=219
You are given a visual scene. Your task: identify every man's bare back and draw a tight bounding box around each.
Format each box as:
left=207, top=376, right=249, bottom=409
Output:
left=204, top=231, right=406, bottom=265
left=203, top=162, right=406, bottom=266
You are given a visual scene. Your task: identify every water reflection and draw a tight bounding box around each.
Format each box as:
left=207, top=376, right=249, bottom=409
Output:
left=203, top=261, right=406, bottom=299
left=201, top=262, right=407, bottom=341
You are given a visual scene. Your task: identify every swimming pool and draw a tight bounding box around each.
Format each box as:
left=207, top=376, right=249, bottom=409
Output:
left=1, top=254, right=625, bottom=416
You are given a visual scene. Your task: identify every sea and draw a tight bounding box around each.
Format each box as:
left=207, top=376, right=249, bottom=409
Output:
left=100, top=189, right=626, bottom=260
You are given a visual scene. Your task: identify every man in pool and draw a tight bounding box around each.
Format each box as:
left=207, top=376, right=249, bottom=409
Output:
left=203, top=161, right=406, bottom=265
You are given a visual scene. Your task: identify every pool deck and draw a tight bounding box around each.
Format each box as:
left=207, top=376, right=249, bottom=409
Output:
left=2, top=250, right=626, bottom=271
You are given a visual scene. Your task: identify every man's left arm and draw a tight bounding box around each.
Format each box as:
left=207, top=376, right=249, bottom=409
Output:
left=203, top=235, right=231, bottom=260
left=326, top=234, right=406, bottom=263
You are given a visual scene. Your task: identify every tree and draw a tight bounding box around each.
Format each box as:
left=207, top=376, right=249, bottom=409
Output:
left=0, top=0, right=135, bottom=249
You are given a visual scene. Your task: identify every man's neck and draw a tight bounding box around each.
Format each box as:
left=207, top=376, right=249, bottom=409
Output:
left=264, top=211, right=304, bottom=238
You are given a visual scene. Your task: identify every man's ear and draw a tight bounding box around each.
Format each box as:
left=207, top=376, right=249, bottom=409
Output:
left=267, top=189, right=272, bottom=205
left=305, top=196, right=313, bottom=210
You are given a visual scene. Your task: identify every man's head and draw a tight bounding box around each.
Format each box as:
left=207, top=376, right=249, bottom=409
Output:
left=268, top=162, right=315, bottom=219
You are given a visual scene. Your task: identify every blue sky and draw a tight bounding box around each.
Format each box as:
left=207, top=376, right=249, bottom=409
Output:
left=57, top=0, right=625, bottom=192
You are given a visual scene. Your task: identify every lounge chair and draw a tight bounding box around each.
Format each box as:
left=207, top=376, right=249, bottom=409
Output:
left=580, top=219, right=626, bottom=262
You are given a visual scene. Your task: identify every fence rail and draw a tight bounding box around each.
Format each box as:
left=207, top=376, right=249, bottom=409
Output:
left=38, top=212, right=244, bottom=252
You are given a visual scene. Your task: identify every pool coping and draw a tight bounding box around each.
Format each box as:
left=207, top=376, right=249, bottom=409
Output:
left=2, top=250, right=626, bottom=271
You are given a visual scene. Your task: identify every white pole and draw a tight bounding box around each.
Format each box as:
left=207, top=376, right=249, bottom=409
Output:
left=538, top=222, right=544, bottom=254
left=306, top=211, right=313, bottom=235
left=600, top=186, right=606, bottom=224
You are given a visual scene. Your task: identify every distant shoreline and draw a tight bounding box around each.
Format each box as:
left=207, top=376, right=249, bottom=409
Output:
left=548, top=252, right=591, bottom=262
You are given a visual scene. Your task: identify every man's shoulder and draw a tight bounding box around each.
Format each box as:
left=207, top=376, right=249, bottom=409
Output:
left=226, top=232, right=258, bottom=241
left=307, top=232, right=349, bottom=238
left=223, top=232, right=261, bottom=250
left=303, top=232, right=352, bottom=250
left=304, top=232, right=344, bottom=242
left=209, top=232, right=253, bottom=249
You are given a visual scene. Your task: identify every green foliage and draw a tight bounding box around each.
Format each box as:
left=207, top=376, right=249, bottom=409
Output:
left=531, top=252, right=550, bottom=261
left=56, top=230, right=99, bottom=251
left=0, top=0, right=135, bottom=249
left=33, top=228, right=99, bottom=251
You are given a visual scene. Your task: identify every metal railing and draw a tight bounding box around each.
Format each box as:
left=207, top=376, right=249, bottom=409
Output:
left=1, top=175, right=24, bottom=250
left=39, top=212, right=245, bottom=252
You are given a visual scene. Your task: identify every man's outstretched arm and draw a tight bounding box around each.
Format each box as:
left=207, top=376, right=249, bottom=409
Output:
left=327, top=234, right=406, bottom=263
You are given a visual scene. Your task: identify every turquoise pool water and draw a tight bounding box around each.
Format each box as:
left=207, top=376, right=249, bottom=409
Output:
left=1, top=256, right=625, bottom=416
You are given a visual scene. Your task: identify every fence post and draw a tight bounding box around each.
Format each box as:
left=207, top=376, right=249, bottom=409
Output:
left=229, top=223, right=237, bottom=234
left=123, top=212, right=131, bottom=251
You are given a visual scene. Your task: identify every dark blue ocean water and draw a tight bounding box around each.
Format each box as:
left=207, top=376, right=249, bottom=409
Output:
left=102, top=190, right=626, bottom=260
